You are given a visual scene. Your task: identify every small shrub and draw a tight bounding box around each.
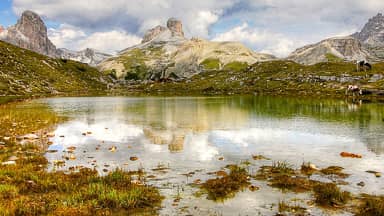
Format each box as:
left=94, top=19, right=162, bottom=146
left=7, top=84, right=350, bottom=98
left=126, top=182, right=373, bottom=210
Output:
left=201, top=165, right=250, bottom=201
left=357, top=195, right=384, bottom=216
left=0, top=184, right=18, bottom=198
left=313, top=183, right=351, bottom=207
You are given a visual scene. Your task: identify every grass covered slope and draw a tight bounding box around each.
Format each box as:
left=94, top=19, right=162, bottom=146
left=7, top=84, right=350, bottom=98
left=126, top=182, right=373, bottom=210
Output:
left=0, top=40, right=110, bottom=96
left=126, top=60, right=384, bottom=98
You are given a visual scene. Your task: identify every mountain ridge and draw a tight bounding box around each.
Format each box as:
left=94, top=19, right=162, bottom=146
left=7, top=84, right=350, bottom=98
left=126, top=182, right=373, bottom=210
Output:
left=0, top=10, right=111, bottom=66
left=288, top=13, right=384, bottom=65
left=99, top=18, right=276, bottom=80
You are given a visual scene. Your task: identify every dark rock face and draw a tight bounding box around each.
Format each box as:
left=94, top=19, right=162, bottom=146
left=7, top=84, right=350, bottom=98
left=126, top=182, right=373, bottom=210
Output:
left=0, top=10, right=57, bottom=57
left=353, top=13, right=384, bottom=46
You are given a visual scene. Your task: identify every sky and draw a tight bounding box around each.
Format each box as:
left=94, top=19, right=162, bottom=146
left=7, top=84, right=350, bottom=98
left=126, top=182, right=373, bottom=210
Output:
left=1, top=0, right=383, bottom=57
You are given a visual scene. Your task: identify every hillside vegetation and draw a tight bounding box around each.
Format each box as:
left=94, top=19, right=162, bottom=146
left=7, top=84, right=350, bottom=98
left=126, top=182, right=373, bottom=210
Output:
left=119, top=60, right=384, bottom=98
left=0, top=41, right=110, bottom=97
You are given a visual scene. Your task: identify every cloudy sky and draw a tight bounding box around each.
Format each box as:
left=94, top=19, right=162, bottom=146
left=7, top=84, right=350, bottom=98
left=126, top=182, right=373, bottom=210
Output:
left=1, top=0, right=383, bottom=57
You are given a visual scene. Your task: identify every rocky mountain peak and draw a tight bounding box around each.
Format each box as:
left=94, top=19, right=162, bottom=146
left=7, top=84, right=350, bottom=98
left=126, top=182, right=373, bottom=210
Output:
left=287, top=36, right=372, bottom=65
left=0, top=26, right=4, bottom=33
left=141, top=18, right=185, bottom=43
left=167, top=18, right=184, bottom=37
left=0, top=10, right=57, bottom=57
left=352, top=12, right=384, bottom=46
left=142, top=25, right=168, bottom=43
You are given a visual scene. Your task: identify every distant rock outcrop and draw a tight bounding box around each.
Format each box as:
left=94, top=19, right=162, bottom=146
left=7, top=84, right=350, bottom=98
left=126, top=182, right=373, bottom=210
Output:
left=99, top=18, right=275, bottom=80
left=352, top=13, right=384, bottom=46
left=140, top=18, right=185, bottom=44
left=288, top=36, right=372, bottom=65
left=167, top=18, right=184, bottom=37
left=0, top=10, right=111, bottom=66
left=0, top=26, right=4, bottom=34
left=288, top=13, right=384, bottom=65
left=57, top=48, right=112, bottom=66
left=142, top=26, right=168, bottom=43
left=0, top=10, right=57, bottom=57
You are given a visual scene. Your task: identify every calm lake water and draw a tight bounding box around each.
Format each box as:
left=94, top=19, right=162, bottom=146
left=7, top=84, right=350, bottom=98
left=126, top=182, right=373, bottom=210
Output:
left=25, top=96, right=384, bottom=215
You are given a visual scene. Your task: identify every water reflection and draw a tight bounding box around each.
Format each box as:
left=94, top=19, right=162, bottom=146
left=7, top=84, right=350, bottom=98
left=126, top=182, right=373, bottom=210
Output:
left=37, top=96, right=384, bottom=215
left=43, top=96, right=384, bottom=157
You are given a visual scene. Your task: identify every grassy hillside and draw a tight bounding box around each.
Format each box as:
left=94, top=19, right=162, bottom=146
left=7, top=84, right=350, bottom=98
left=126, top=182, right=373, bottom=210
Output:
left=118, top=60, right=384, bottom=99
left=0, top=41, right=110, bottom=97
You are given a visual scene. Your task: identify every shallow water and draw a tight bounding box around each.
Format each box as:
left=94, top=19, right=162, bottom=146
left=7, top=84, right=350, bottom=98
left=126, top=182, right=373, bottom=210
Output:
left=26, top=96, right=384, bottom=215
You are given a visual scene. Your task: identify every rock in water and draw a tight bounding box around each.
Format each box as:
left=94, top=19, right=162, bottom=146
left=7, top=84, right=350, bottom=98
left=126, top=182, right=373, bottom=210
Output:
left=0, top=10, right=57, bottom=57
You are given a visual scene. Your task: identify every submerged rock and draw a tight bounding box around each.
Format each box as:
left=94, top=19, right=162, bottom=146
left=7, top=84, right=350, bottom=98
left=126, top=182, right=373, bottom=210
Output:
left=1, top=161, right=16, bottom=165
left=340, top=152, right=362, bottom=158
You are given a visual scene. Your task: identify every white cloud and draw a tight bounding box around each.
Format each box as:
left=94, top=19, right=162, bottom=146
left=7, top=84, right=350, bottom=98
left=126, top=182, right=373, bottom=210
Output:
left=213, top=23, right=302, bottom=57
left=49, top=24, right=141, bottom=53
left=76, top=31, right=141, bottom=53
left=13, top=0, right=235, bottom=37
left=187, top=11, right=219, bottom=37
left=11, top=0, right=384, bottom=55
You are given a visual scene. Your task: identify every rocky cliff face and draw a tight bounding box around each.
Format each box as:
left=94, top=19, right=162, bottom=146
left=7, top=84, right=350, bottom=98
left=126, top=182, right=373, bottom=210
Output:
left=0, top=10, right=111, bottom=66
left=57, top=48, right=112, bottom=66
left=287, top=36, right=373, bottom=65
left=0, top=10, right=57, bottom=57
left=142, top=26, right=168, bottom=43
left=99, top=18, right=275, bottom=80
left=353, top=13, right=384, bottom=46
left=288, top=13, right=384, bottom=65
left=167, top=18, right=184, bottom=37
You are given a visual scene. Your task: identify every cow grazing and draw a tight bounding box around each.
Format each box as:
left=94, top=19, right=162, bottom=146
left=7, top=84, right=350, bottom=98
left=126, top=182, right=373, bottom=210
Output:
left=356, top=60, right=372, bottom=72
left=345, top=85, right=362, bottom=97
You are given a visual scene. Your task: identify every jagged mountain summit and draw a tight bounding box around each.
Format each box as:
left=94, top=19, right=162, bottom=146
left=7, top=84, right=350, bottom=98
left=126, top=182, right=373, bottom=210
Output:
left=0, top=10, right=111, bottom=65
left=352, top=13, right=384, bottom=46
left=0, top=10, right=57, bottom=57
left=288, top=13, right=384, bottom=65
left=287, top=36, right=372, bottom=65
left=57, top=48, right=112, bottom=66
left=99, top=18, right=275, bottom=80
left=352, top=13, right=384, bottom=59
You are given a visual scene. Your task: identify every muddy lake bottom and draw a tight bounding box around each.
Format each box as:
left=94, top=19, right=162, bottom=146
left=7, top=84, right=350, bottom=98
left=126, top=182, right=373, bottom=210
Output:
left=6, top=96, right=384, bottom=215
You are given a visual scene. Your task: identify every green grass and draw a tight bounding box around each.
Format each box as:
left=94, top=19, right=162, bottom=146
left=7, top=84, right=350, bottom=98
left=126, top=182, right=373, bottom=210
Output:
left=325, top=53, right=343, bottom=63
left=223, top=61, right=248, bottom=72
left=200, top=58, right=221, bottom=70
left=0, top=184, right=18, bottom=198
left=0, top=40, right=110, bottom=97
left=123, top=60, right=384, bottom=100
